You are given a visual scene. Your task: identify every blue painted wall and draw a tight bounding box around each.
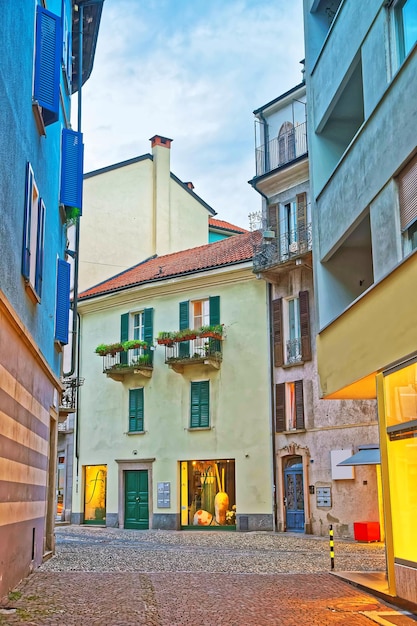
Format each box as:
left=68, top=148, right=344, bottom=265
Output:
left=0, top=1, right=73, bottom=377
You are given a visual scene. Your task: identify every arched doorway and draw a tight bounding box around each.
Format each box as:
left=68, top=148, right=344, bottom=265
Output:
left=283, top=456, right=304, bottom=532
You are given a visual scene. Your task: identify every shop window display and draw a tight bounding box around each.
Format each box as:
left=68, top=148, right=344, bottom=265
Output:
left=181, top=459, right=236, bottom=528
left=84, top=465, right=107, bottom=524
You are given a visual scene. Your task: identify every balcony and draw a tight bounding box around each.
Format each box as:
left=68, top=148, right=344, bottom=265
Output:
left=97, top=344, right=153, bottom=382
left=253, top=223, right=312, bottom=274
left=59, top=376, right=84, bottom=421
left=255, top=121, right=307, bottom=178
left=159, top=334, right=223, bottom=374
left=286, top=338, right=302, bottom=365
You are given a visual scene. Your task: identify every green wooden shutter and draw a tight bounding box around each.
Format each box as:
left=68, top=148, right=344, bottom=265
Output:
left=295, top=380, right=305, bottom=429
left=209, top=296, right=221, bottom=352
left=272, top=298, right=284, bottom=367
left=120, top=313, right=129, bottom=365
left=179, top=301, right=189, bottom=357
left=143, top=308, right=154, bottom=365
left=275, top=383, right=286, bottom=432
left=190, top=381, right=210, bottom=428
left=129, top=388, right=144, bottom=432
left=299, top=291, right=311, bottom=361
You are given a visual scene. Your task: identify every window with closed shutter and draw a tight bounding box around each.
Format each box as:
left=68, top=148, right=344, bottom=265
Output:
left=55, top=259, right=71, bottom=344
left=272, top=298, right=284, bottom=367
left=190, top=381, right=210, bottom=428
left=60, top=129, right=84, bottom=212
left=398, top=154, right=417, bottom=235
left=129, top=388, right=144, bottom=432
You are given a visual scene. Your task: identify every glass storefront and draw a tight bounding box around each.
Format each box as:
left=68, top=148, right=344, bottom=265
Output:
left=383, top=362, right=417, bottom=564
left=84, top=465, right=107, bottom=525
left=181, top=459, right=236, bottom=528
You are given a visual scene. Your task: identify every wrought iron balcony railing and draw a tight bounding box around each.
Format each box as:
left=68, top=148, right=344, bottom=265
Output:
left=102, top=347, right=153, bottom=377
left=286, top=338, right=302, bottom=365
left=253, top=223, right=312, bottom=272
left=163, top=337, right=222, bottom=373
left=59, top=376, right=85, bottom=413
left=255, top=121, right=307, bottom=177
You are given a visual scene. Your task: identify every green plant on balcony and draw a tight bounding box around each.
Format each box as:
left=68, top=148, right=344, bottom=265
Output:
left=156, top=331, right=175, bottom=346
left=172, top=328, right=198, bottom=342
left=95, top=342, right=124, bottom=356
left=198, top=324, right=224, bottom=340
left=132, top=353, right=151, bottom=366
left=122, top=339, right=148, bottom=351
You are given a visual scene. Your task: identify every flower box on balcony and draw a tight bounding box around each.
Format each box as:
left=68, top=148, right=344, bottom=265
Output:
left=95, top=340, right=148, bottom=357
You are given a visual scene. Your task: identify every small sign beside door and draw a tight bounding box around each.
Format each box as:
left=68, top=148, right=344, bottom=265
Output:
left=157, top=482, right=171, bottom=508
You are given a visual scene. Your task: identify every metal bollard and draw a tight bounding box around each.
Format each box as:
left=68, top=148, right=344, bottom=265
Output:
left=329, top=524, right=335, bottom=570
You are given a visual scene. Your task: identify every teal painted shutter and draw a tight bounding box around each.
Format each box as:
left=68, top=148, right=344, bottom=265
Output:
left=295, top=380, right=305, bottom=429
left=299, top=291, right=311, bottom=361
left=120, top=313, right=129, bottom=365
left=22, top=163, right=33, bottom=280
left=55, top=259, right=71, bottom=344
left=209, top=296, right=221, bottom=352
left=35, top=199, right=45, bottom=297
left=179, top=301, right=189, bottom=357
left=144, top=308, right=154, bottom=364
left=33, top=6, right=61, bottom=126
left=275, top=383, right=285, bottom=432
left=190, top=381, right=209, bottom=428
left=129, top=388, right=144, bottom=432
left=60, top=129, right=84, bottom=211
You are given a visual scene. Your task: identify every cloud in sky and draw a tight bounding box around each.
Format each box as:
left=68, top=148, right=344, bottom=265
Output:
left=78, top=0, right=305, bottom=228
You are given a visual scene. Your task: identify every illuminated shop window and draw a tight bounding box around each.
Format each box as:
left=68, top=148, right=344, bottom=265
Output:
left=84, top=465, right=107, bottom=524
left=180, top=459, right=236, bottom=528
left=383, top=361, right=417, bottom=564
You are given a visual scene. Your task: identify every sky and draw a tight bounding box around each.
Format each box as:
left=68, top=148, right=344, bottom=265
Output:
left=78, top=0, right=305, bottom=229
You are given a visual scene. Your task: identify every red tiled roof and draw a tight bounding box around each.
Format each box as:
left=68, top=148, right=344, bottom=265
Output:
left=209, top=217, right=248, bottom=233
left=79, top=231, right=260, bottom=301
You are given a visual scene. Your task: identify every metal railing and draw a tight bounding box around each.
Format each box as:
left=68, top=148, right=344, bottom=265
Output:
left=253, top=223, right=312, bottom=272
left=255, top=121, right=307, bottom=177
left=164, top=338, right=222, bottom=364
left=286, top=338, right=302, bottom=364
left=102, top=348, right=153, bottom=373
left=59, top=376, right=84, bottom=412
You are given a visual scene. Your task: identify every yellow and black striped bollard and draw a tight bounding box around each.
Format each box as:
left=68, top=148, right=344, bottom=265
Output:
left=329, top=524, right=335, bottom=570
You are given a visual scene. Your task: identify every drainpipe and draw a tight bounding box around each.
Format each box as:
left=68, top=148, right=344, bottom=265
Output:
left=267, top=282, right=278, bottom=531
left=259, top=111, right=270, bottom=174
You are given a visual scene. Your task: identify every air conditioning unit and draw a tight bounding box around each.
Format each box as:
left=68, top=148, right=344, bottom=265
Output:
left=289, top=241, right=298, bottom=253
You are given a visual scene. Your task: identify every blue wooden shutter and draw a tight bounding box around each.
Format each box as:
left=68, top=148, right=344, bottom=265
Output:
left=120, top=313, right=129, bottom=365
left=143, top=308, right=154, bottom=365
left=35, top=199, right=45, bottom=297
left=60, top=129, right=84, bottom=212
left=179, top=301, right=189, bottom=357
left=33, top=6, right=61, bottom=126
left=129, top=388, right=144, bottom=432
left=55, top=259, right=71, bottom=344
left=190, top=381, right=209, bottom=428
left=209, top=296, right=221, bottom=352
left=22, top=163, right=33, bottom=280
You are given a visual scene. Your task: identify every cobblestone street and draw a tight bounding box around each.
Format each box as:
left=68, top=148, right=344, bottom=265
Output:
left=1, top=526, right=416, bottom=625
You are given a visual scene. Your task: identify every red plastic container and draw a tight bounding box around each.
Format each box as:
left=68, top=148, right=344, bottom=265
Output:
left=353, top=521, right=380, bottom=542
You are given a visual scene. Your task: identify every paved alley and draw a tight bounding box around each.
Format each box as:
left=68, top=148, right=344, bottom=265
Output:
left=0, top=526, right=416, bottom=625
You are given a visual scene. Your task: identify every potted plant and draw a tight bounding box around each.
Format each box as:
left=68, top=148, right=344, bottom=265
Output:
left=199, top=324, right=224, bottom=340
left=172, top=328, right=197, bottom=342
left=95, top=342, right=124, bottom=356
left=122, top=339, right=148, bottom=351
left=156, top=331, right=174, bottom=346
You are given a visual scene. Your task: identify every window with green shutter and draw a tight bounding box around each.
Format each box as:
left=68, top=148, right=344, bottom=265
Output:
left=129, top=388, right=144, bottom=432
left=190, top=381, right=210, bottom=428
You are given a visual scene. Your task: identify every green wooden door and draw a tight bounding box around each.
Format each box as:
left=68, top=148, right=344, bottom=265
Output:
left=124, top=470, right=149, bottom=530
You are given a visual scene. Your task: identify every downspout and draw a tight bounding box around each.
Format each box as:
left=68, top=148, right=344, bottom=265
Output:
left=268, top=282, right=277, bottom=531
left=259, top=111, right=270, bottom=174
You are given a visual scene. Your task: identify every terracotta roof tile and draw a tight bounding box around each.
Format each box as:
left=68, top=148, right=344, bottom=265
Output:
left=79, top=231, right=260, bottom=301
left=209, top=217, right=248, bottom=233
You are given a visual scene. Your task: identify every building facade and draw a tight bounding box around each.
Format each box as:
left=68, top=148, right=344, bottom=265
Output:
left=250, top=82, right=380, bottom=538
left=72, top=233, right=274, bottom=532
left=303, top=0, right=417, bottom=602
left=0, top=0, right=102, bottom=599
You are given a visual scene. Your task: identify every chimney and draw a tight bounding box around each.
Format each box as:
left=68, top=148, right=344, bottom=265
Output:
left=150, top=135, right=173, bottom=255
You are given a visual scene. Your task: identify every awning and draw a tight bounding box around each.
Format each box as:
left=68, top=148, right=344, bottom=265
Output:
left=337, top=445, right=380, bottom=466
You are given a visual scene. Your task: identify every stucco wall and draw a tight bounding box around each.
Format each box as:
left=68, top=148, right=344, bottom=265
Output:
left=74, top=267, right=273, bottom=526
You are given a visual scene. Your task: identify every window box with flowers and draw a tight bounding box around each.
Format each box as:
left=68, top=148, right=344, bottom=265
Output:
left=95, top=340, right=153, bottom=381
